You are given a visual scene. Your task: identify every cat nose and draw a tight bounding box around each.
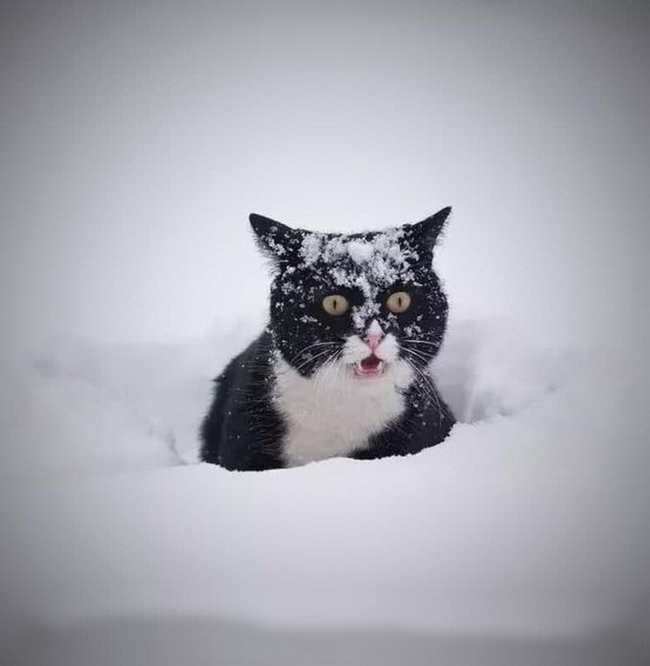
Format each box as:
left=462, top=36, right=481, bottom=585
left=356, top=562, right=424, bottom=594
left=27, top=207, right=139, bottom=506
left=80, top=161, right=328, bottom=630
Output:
left=364, top=333, right=382, bottom=350
left=364, top=320, right=384, bottom=351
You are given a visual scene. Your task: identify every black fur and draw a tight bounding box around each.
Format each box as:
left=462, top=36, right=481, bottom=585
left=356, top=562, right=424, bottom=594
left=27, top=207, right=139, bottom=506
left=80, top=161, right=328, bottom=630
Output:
left=201, top=331, right=286, bottom=470
left=201, top=210, right=455, bottom=471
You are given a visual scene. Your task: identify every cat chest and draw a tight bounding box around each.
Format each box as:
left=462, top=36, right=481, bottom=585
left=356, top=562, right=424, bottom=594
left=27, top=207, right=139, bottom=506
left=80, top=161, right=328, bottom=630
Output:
left=271, top=360, right=406, bottom=466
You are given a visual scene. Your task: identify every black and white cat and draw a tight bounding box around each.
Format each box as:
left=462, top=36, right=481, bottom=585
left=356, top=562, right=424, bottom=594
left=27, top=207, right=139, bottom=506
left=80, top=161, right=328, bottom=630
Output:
left=200, top=209, right=455, bottom=471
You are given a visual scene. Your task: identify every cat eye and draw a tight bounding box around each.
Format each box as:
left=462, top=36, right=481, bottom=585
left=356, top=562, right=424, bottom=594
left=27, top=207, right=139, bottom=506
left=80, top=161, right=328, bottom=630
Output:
left=386, top=291, right=412, bottom=314
left=322, top=294, right=350, bottom=316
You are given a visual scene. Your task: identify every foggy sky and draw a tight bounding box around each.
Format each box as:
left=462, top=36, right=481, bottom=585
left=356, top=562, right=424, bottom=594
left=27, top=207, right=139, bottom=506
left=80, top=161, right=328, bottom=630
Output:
left=1, top=1, right=649, bottom=351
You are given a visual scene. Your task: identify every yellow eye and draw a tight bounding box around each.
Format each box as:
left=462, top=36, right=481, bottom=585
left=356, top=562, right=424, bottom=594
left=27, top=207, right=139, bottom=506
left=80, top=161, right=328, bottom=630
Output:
left=322, top=294, right=350, bottom=316
left=386, top=291, right=412, bottom=314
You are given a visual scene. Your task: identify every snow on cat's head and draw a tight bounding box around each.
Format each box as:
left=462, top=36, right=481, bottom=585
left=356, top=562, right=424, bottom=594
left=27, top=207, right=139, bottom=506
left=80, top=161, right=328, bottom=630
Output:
left=250, top=208, right=451, bottom=383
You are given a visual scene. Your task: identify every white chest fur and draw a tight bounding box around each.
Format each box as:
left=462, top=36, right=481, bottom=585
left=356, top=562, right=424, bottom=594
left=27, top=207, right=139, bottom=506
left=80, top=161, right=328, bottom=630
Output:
left=272, top=357, right=412, bottom=466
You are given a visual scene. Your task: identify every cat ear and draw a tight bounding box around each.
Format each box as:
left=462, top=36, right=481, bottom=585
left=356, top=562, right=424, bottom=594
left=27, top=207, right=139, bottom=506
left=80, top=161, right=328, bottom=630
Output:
left=249, top=213, right=301, bottom=264
left=405, top=206, right=452, bottom=250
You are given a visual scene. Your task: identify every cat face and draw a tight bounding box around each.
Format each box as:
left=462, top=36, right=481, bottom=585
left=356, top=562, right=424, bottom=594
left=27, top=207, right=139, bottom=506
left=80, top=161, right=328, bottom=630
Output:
left=250, top=209, right=451, bottom=386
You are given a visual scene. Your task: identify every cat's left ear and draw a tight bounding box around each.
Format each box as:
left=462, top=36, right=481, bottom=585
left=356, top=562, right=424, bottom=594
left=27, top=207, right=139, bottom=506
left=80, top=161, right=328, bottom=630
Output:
left=405, top=206, right=452, bottom=250
left=249, top=213, right=301, bottom=264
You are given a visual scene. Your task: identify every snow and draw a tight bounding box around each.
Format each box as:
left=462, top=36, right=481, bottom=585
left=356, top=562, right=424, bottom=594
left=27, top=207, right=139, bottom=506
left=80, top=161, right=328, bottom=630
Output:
left=346, top=240, right=373, bottom=264
left=1, top=317, right=649, bottom=665
left=299, top=233, right=323, bottom=266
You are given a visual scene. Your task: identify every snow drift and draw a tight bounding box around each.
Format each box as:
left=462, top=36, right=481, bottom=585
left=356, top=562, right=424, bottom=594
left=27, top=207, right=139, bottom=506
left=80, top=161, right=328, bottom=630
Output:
left=1, top=317, right=648, bottom=665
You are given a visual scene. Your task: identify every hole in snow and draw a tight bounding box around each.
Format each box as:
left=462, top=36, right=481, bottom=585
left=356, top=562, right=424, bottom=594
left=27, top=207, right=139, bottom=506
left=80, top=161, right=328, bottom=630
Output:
left=5, top=316, right=578, bottom=477
left=432, top=318, right=576, bottom=424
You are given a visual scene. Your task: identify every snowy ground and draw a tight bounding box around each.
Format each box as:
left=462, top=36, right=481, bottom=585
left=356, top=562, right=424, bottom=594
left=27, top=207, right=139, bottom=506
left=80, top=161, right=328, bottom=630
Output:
left=1, top=316, right=649, bottom=665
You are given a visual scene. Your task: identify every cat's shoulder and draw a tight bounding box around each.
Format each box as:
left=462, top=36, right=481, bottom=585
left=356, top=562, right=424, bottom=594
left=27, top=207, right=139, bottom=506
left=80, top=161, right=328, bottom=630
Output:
left=216, top=329, right=274, bottom=382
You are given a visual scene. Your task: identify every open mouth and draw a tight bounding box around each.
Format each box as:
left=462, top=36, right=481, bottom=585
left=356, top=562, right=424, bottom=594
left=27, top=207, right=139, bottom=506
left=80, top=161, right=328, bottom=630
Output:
left=352, top=354, right=386, bottom=378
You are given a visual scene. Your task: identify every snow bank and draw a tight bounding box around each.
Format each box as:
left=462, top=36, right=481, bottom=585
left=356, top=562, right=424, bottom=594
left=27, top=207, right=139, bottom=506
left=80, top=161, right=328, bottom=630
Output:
left=1, top=318, right=649, bottom=665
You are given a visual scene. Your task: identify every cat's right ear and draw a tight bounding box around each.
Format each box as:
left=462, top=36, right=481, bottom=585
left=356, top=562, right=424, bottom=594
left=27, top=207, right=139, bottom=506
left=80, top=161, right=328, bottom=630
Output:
left=249, top=213, right=301, bottom=265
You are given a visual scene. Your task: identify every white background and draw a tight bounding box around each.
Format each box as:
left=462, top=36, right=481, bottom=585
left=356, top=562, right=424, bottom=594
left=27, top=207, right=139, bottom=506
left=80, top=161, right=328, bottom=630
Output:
left=2, top=1, right=649, bottom=351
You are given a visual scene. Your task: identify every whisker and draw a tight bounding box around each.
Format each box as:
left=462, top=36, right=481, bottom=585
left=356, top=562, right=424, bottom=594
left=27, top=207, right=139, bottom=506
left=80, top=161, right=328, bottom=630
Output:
left=401, top=345, right=434, bottom=369
left=291, top=348, right=339, bottom=374
left=287, top=340, right=340, bottom=365
left=401, top=338, right=441, bottom=347
left=401, top=353, right=445, bottom=424
left=314, top=348, right=344, bottom=393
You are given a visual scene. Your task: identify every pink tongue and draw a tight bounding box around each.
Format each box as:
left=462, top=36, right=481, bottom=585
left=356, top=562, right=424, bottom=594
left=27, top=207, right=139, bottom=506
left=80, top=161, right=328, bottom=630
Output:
left=360, top=355, right=381, bottom=370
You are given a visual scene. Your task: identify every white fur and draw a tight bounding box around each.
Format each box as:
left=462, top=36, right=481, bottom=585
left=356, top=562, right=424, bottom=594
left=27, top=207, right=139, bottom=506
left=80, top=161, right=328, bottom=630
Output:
left=272, top=331, right=414, bottom=466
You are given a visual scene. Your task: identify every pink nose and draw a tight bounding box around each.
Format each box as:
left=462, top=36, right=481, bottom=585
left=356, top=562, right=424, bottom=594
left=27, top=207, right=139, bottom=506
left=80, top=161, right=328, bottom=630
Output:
left=365, top=333, right=382, bottom=350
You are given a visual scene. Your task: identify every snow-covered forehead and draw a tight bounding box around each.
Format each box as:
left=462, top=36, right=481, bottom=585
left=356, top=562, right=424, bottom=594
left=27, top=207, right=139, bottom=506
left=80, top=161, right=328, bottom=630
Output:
left=291, top=228, right=425, bottom=331
left=298, top=228, right=420, bottom=285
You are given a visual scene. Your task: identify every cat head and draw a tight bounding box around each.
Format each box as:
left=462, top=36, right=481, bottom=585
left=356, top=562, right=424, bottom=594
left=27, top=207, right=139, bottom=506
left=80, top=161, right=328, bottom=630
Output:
left=250, top=208, right=451, bottom=387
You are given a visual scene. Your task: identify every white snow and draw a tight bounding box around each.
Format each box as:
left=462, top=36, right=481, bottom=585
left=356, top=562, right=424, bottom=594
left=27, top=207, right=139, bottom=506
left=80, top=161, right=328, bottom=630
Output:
left=299, top=233, right=323, bottom=266
left=1, top=317, right=649, bottom=665
left=346, top=240, right=374, bottom=264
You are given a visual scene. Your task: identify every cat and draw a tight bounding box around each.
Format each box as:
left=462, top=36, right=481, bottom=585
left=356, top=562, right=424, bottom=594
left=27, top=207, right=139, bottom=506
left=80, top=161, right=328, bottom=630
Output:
left=200, top=208, right=455, bottom=471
